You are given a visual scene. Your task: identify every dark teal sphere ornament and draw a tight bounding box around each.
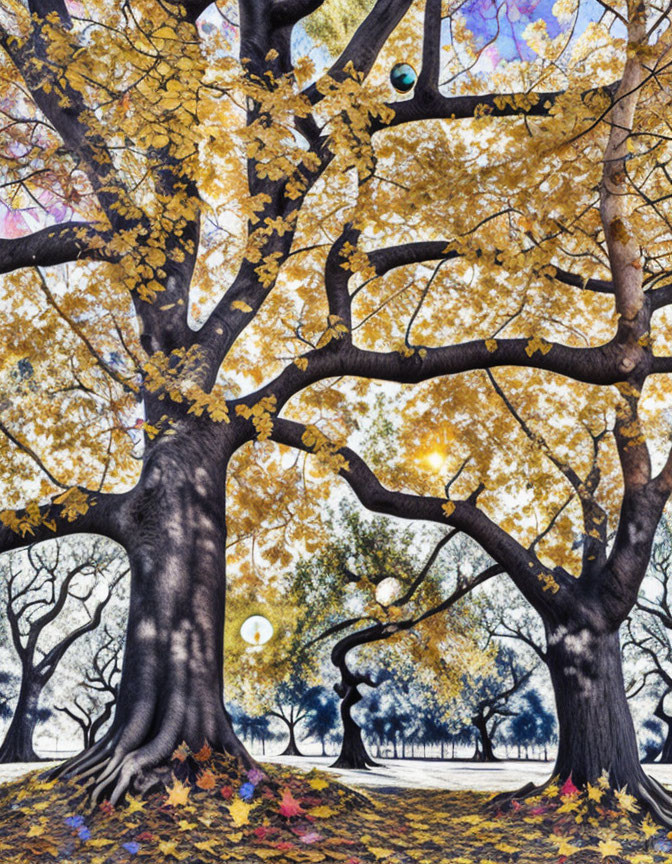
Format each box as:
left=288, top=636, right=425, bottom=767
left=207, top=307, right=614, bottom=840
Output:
left=390, top=62, right=417, bottom=93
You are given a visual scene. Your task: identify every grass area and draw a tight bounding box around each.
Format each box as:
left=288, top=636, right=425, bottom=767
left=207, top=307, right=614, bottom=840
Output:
left=0, top=746, right=670, bottom=863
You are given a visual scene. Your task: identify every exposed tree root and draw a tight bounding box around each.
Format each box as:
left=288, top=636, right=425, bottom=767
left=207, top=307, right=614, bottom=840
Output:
left=633, top=773, right=672, bottom=826
left=45, top=704, right=255, bottom=807
left=487, top=770, right=672, bottom=828
left=487, top=778, right=554, bottom=812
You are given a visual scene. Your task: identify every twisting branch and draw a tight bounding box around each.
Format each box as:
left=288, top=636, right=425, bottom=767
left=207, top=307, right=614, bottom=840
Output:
left=269, top=416, right=574, bottom=617
left=302, top=0, right=416, bottom=105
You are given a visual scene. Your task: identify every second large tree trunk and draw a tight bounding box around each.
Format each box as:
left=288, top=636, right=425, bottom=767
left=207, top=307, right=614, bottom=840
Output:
left=546, top=622, right=654, bottom=792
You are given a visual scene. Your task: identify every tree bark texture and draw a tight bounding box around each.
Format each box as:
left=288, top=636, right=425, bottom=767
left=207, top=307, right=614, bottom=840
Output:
left=55, top=432, right=252, bottom=803
left=542, top=616, right=672, bottom=819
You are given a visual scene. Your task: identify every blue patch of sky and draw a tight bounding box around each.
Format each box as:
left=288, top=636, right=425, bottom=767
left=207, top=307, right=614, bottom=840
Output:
left=289, top=0, right=606, bottom=82
left=456, top=0, right=603, bottom=64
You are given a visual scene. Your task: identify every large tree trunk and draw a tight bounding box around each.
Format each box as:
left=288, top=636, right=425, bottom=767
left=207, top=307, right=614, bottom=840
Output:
left=547, top=626, right=645, bottom=787
left=540, top=619, right=672, bottom=821
left=54, top=437, right=251, bottom=803
left=0, top=675, right=42, bottom=762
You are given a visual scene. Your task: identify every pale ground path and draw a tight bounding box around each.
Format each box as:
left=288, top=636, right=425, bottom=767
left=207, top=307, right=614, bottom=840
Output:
left=4, top=758, right=672, bottom=793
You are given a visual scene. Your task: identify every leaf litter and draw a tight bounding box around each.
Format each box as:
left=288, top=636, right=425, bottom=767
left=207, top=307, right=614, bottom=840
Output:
left=1, top=748, right=672, bottom=863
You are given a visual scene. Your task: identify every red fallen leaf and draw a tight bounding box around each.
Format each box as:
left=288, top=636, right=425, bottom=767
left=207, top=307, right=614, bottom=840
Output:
left=98, top=800, right=114, bottom=815
left=560, top=776, right=579, bottom=798
left=194, top=741, right=212, bottom=762
left=136, top=832, right=155, bottom=842
left=196, top=770, right=217, bottom=790
left=511, top=800, right=522, bottom=811
left=275, top=841, right=295, bottom=851
left=254, top=827, right=268, bottom=840
left=346, top=858, right=362, bottom=864
left=278, top=788, right=303, bottom=818
left=530, top=806, right=547, bottom=815
left=221, top=786, right=234, bottom=800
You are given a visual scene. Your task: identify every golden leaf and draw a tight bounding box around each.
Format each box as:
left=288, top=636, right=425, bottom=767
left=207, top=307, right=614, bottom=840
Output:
left=597, top=837, right=621, bottom=858
left=442, top=501, right=456, bottom=518
left=125, top=795, right=146, bottom=814
left=228, top=798, right=253, bottom=826
left=231, top=300, right=253, bottom=313
left=165, top=778, right=190, bottom=807
left=53, top=488, right=91, bottom=521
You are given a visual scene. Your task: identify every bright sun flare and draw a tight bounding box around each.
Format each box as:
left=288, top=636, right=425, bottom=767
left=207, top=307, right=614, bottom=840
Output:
left=425, top=450, right=445, bottom=471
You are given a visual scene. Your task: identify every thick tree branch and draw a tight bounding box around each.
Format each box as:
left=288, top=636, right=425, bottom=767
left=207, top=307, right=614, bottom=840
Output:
left=598, top=4, right=646, bottom=325
left=270, top=417, right=573, bottom=618
left=376, top=84, right=618, bottom=131
left=271, top=0, right=323, bottom=26
left=0, top=488, right=129, bottom=556
left=416, top=0, right=441, bottom=94
left=0, top=223, right=116, bottom=276
left=302, top=0, right=415, bottom=105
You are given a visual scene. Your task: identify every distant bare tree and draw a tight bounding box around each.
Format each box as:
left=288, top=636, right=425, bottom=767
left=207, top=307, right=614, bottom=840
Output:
left=0, top=540, right=127, bottom=761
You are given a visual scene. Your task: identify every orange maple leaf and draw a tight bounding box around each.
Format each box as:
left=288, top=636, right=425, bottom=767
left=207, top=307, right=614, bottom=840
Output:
left=278, top=788, right=303, bottom=818
left=194, top=741, right=212, bottom=762
left=196, top=770, right=217, bottom=790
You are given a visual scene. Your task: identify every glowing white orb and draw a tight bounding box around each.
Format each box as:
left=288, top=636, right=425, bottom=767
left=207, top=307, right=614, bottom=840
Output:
left=375, top=577, right=403, bottom=606
left=425, top=450, right=445, bottom=471
left=240, top=615, right=274, bottom=646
